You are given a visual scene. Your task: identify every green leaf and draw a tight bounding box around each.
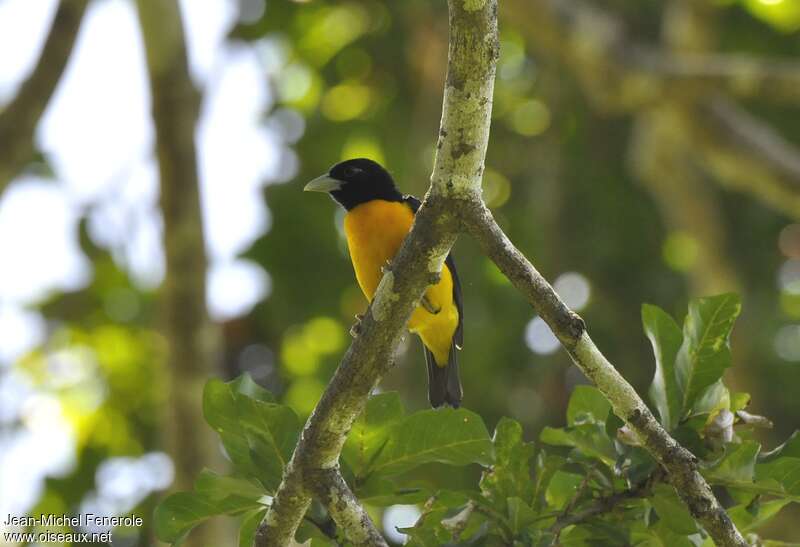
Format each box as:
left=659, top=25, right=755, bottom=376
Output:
left=642, top=304, right=683, bottom=430
left=355, top=475, right=430, bottom=506
left=204, top=379, right=257, bottom=477
left=230, top=373, right=275, bottom=402
left=761, top=431, right=800, bottom=462
left=195, top=469, right=266, bottom=501
left=368, top=407, right=493, bottom=476
left=675, top=294, right=741, bottom=414
left=756, top=457, right=800, bottom=497
left=235, top=396, right=301, bottom=491
left=703, top=436, right=800, bottom=500
left=567, top=385, right=612, bottom=427
left=707, top=441, right=760, bottom=484
left=728, top=499, right=790, bottom=533
left=540, top=424, right=616, bottom=467
left=506, top=497, right=537, bottom=535
left=480, top=418, right=535, bottom=509
left=630, top=520, right=701, bottom=547
left=544, top=471, right=583, bottom=509
left=619, top=447, right=659, bottom=486
left=239, top=508, right=268, bottom=547
left=401, top=507, right=450, bottom=547
left=202, top=377, right=300, bottom=492
left=155, top=491, right=259, bottom=543
left=691, top=380, right=730, bottom=418
left=730, top=392, right=751, bottom=413
left=533, top=452, right=565, bottom=511
left=342, top=392, right=405, bottom=477
left=649, top=483, right=697, bottom=535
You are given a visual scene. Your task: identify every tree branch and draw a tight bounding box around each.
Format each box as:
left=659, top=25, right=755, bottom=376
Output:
left=307, top=468, right=385, bottom=547
left=135, top=1, right=224, bottom=544
left=462, top=202, right=747, bottom=547
left=0, top=0, right=89, bottom=192
left=549, top=469, right=665, bottom=535
left=256, top=1, right=497, bottom=545
left=255, top=1, right=746, bottom=546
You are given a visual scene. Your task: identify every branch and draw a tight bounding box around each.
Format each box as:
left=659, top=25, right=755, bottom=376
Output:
left=462, top=203, right=747, bottom=547
left=307, top=469, right=385, bottom=546
left=255, top=1, right=745, bottom=546
left=550, top=469, right=664, bottom=535
left=256, top=1, right=498, bottom=545
left=135, top=0, right=224, bottom=544
left=0, top=0, right=89, bottom=192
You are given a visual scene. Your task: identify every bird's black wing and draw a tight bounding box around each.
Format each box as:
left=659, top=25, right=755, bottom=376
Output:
left=402, top=195, right=463, bottom=348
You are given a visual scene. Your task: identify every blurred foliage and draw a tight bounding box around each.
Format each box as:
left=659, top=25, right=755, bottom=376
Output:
left=6, top=0, right=800, bottom=544
left=156, top=297, right=799, bottom=545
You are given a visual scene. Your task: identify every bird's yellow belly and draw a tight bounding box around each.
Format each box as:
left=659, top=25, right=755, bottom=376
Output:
left=343, top=200, right=458, bottom=365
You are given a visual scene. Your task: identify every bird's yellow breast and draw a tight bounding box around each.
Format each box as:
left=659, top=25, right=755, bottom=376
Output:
left=343, top=200, right=459, bottom=365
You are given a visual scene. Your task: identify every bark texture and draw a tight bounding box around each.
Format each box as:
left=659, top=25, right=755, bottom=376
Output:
left=255, top=1, right=746, bottom=546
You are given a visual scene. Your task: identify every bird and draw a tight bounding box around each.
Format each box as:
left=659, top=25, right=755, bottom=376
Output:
left=304, top=158, right=463, bottom=408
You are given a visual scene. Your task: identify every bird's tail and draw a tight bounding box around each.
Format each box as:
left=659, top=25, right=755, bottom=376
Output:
left=425, top=340, right=462, bottom=408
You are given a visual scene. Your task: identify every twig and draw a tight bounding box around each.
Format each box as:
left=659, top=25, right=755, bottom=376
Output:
left=462, top=201, right=746, bottom=546
left=549, top=469, right=665, bottom=536
left=0, top=0, right=89, bottom=192
left=306, top=468, right=385, bottom=547
left=253, top=1, right=746, bottom=546
left=553, top=470, right=592, bottom=542
left=255, top=1, right=497, bottom=545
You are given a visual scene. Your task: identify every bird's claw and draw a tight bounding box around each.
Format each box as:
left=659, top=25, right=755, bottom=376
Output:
left=381, top=260, right=393, bottom=274
left=421, top=296, right=441, bottom=315
left=350, top=314, right=365, bottom=338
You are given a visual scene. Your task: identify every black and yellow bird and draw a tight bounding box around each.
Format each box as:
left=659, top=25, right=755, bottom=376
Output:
left=304, top=158, right=463, bottom=408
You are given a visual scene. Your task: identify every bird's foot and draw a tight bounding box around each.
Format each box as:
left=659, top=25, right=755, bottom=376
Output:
left=350, top=314, right=365, bottom=338
left=381, top=260, right=393, bottom=274
left=421, top=296, right=441, bottom=315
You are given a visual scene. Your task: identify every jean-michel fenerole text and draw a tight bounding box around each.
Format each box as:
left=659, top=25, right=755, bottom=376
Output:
left=3, top=513, right=143, bottom=528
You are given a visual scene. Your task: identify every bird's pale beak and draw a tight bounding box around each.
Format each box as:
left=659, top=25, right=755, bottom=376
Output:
left=304, top=174, right=342, bottom=193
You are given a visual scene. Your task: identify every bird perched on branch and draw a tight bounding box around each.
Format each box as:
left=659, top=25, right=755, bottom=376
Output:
left=304, top=158, right=463, bottom=408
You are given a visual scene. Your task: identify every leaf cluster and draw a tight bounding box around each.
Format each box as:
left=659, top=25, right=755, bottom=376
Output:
left=155, top=295, right=799, bottom=546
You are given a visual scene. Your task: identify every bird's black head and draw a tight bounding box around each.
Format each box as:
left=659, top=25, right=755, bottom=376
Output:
left=304, top=158, right=402, bottom=210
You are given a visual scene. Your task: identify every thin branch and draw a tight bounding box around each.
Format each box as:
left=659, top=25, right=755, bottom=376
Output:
left=462, top=201, right=747, bottom=547
left=256, top=1, right=498, bottom=545
left=306, top=469, right=385, bottom=547
left=0, top=0, right=89, bottom=192
left=549, top=469, right=664, bottom=535
left=254, top=1, right=746, bottom=546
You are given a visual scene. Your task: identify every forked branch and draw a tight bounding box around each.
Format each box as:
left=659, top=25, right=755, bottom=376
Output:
left=255, top=1, right=745, bottom=546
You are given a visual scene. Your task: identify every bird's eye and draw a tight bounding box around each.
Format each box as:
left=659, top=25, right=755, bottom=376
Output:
left=345, top=166, right=361, bottom=177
